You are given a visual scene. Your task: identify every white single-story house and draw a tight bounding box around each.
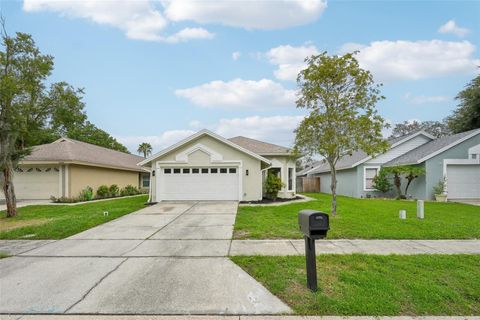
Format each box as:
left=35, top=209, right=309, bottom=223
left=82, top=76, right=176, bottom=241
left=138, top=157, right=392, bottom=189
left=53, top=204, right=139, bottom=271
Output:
left=1, top=138, right=149, bottom=200
left=298, top=129, right=480, bottom=201
left=139, top=129, right=296, bottom=202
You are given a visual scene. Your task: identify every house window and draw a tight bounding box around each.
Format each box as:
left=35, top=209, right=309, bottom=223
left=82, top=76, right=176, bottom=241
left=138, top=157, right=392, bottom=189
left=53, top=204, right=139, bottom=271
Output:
left=210, top=168, right=218, bottom=173
left=173, top=168, right=181, bottom=174
left=229, top=168, right=237, bottom=174
left=201, top=168, right=209, bottom=174
left=220, top=168, right=227, bottom=173
left=364, top=167, right=379, bottom=190
left=183, top=168, right=190, bottom=174
left=142, top=174, right=150, bottom=188
left=192, top=168, right=200, bottom=174
left=288, top=168, right=294, bottom=191
left=164, top=168, right=172, bottom=174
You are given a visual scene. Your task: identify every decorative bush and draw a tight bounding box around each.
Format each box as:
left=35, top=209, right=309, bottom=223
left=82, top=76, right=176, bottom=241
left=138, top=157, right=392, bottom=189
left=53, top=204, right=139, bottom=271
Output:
left=433, top=178, right=446, bottom=195
left=264, top=173, right=285, bottom=200
left=96, top=185, right=110, bottom=198
left=79, top=186, right=93, bottom=201
left=120, top=184, right=139, bottom=196
left=372, top=168, right=392, bottom=194
left=109, top=184, right=119, bottom=197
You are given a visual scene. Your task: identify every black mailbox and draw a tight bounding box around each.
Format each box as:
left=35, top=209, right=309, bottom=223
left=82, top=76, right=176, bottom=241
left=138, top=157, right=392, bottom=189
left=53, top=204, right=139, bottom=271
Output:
left=298, top=210, right=329, bottom=239
left=298, top=209, right=330, bottom=292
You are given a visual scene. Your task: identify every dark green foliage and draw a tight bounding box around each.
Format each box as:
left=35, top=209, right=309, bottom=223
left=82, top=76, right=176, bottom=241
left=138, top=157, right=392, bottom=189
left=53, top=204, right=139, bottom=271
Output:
left=372, top=168, right=392, bottom=193
left=109, top=184, right=119, bottom=197
left=232, top=254, right=480, bottom=315
left=137, top=142, right=152, bottom=157
left=79, top=186, right=93, bottom=201
left=389, top=120, right=451, bottom=138
left=120, top=184, right=140, bottom=196
left=432, top=179, right=446, bottom=195
left=384, top=165, right=425, bottom=199
left=264, top=173, right=284, bottom=200
left=234, top=193, right=480, bottom=239
left=96, top=185, right=110, bottom=198
left=448, top=75, right=480, bottom=133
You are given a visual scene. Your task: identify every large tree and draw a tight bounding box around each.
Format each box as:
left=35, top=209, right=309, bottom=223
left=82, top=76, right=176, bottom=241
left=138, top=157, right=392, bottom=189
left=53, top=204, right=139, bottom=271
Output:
left=447, top=75, right=480, bottom=133
left=137, top=142, right=152, bottom=158
left=389, top=120, right=450, bottom=139
left=0, top=28, right=127, bottom=217
left=294, top=52, right=389, bottom=216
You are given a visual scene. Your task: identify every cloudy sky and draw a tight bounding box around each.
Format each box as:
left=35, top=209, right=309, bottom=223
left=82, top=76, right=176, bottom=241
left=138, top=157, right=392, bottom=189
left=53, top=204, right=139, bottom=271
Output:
left=3, top=0, right=479, bottom=153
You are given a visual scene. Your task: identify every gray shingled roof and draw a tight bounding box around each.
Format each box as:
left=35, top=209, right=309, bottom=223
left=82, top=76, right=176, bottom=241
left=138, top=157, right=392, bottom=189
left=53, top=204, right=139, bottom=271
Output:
left=24, top=138, right=146, bottom=172
left=228, top=136, right=290, bottom=155
left=306, top=131, right=432, bottom=175
left=384, top=129, right=480, bottom=166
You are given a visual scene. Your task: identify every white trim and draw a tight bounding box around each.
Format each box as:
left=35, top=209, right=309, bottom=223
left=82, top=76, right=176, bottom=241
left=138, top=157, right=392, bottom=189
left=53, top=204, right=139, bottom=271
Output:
left=175, top=143, right=223, bottom=162
left=65, top=164, right=69, bottom=197
left=287, top=167, right=295, bottom=192
left=58, top=165, right=63, bottom=197
left=138, top=129, right=271, bottom=166
left=363, top=166, right=380, bottom=191
left=417, top=130, right=480, bottom=163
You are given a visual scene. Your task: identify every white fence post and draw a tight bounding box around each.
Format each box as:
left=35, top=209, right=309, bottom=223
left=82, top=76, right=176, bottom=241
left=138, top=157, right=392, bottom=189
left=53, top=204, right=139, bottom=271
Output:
left=399, top=210, right=406, bottom=219
left=417, top=200, right=424, bottom=219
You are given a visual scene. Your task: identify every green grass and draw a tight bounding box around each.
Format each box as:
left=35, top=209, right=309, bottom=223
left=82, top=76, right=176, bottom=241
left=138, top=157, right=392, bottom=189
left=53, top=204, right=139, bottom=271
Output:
left=232, top=254, right=480, bottom=316
left=234, top=193, right=480, bottom=239
left=0, top=252, right=10, bottom=259
left=0, top=195, right=148, bottom=239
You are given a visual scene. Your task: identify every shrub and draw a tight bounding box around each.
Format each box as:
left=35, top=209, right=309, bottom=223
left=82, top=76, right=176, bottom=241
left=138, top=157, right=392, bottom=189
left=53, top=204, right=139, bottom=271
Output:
left=433, top=178, right=446, bottom=195
left=372, top=168, right=392, bottom=194
left=264, top=173, right=285, bottom=200
left=50, top=196, right=80, bottom=203
left=120, top=184, right=139, bottom=196
left=79, top=186, right=93, bottom=201
left=96, top=185, right=110, bottom=198
left=109, top=184, right=119, bottom=197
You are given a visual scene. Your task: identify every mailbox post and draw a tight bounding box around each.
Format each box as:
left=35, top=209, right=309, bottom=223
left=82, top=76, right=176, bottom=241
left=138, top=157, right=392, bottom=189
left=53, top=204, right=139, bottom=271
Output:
left=298, top=210, right=329, bottom=292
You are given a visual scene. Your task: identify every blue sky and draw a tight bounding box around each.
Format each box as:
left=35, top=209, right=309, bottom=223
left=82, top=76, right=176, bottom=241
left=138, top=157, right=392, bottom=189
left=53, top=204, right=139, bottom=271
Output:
left=2, top=0, right=479, bottom=153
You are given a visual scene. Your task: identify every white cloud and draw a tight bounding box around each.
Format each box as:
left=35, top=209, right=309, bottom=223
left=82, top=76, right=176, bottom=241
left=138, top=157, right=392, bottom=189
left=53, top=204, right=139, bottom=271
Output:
left=404, top=93, right=451, bottom=105
left=23, top=0, right=168, bottom=41
left=164, top=27, right=214, bottom=43
left=340, top=40, right=480, bottom=81
left=215, top=115, right=303, bottom=147
left=23, top=0, right=215, bottom=43
left=163, top=0, right=327, bottom=30
left=266, top=44, right=319, bottom=81
left=438, top=20, right=470, bottom=38
left=116, top=130, right=195, bottom=154
left=232, top=51, right=241, bottom=61
left=175, top=78, right=296, bottom=109
left=118, top=115, right=303, bottom=153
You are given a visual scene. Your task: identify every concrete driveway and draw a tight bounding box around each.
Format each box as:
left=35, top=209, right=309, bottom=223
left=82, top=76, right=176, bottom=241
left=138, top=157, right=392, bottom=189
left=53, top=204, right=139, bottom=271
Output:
left=0, top=201, right=291, bottom=315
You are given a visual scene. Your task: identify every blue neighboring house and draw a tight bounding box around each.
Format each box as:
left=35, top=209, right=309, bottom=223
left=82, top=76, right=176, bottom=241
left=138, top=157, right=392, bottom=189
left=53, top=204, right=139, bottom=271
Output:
left=298, top=129, right=480, bottom=202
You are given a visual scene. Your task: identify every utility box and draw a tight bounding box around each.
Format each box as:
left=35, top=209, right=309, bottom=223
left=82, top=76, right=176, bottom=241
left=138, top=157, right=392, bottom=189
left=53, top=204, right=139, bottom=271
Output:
left=298, top=210, right=329, bottom=239
left=298, top=210, right=330, bottom=292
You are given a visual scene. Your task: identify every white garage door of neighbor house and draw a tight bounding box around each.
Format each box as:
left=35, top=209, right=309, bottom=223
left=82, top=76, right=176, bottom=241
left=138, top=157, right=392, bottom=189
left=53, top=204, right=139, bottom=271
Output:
left=11, top=166, right=60, bottom=200
left=158, top=167, right=239, bottom=201
left=447, top=164, right=480, bottom=199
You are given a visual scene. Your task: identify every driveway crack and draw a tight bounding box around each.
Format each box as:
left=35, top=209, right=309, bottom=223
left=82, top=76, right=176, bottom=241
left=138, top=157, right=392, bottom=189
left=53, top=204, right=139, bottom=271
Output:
left=63, top=257, right=128, bottom=313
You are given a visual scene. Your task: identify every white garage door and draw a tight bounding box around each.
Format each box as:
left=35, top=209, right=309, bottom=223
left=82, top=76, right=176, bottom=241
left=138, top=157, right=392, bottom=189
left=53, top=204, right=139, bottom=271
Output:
left=447, top=164, right=480, bottom=199
left=0, top=166, right=60, bottom=200
left=158, top=167, right=239, bottom=201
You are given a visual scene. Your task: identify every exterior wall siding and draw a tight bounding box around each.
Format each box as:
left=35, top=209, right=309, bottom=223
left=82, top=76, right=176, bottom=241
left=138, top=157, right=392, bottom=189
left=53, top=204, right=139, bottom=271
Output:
left=316, top=168, right=358, bottom=197
left=425, top=134, right=480, bottom=200
left=151, top=135, right=263, bottom=202
left=68, top=164, right=140, bottom=198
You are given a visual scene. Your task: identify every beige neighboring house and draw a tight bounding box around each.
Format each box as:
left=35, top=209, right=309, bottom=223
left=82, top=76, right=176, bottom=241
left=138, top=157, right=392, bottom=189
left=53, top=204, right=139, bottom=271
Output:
left=139, top=129, right=296, bottom=202
left=0, top=138, right=149, bottom=200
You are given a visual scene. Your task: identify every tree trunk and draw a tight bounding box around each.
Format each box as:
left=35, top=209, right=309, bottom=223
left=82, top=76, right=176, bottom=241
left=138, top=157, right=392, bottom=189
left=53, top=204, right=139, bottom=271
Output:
left=393, top=173, right=402, bottom=199
left=1, top=165, right=17, bottom=217
left=329, top=161, right=337, bottom=216
left=404, top=178, right=413, bottom=196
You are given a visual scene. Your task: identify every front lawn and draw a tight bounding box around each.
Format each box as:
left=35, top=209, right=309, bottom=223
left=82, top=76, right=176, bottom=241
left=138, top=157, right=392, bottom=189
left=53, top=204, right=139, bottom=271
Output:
left=232, top=254, right=480, bottom=316
left=0, top=195, right=148, bottom=239
left=234, top=193, right=480, bottom=239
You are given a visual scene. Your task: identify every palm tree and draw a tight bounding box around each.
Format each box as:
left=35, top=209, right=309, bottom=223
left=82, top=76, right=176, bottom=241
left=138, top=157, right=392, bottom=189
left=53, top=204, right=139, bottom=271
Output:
left=137, top=142, right=152, bottom=158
